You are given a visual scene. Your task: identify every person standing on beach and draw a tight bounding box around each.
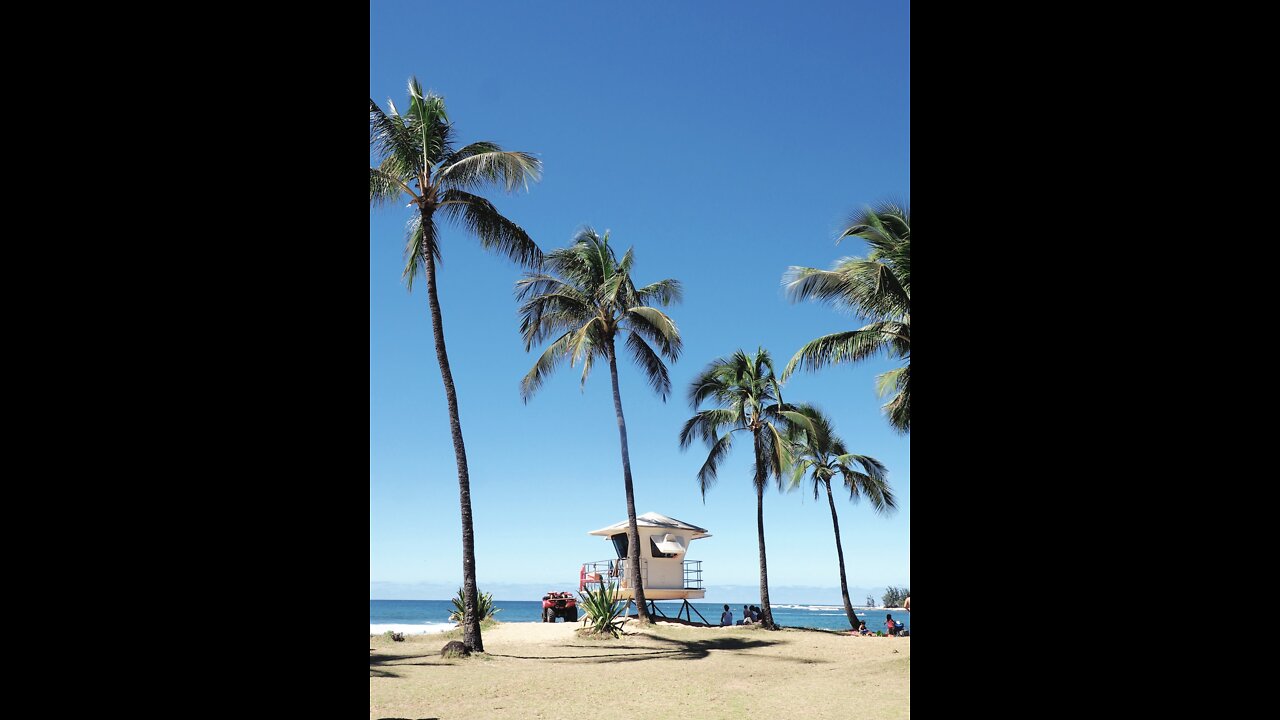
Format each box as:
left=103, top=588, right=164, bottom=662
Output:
left=904, top=596, right=910, bottom=613
left=720, top=604, right=734, bottom=626
left=885, top=613, right=898, bottom=636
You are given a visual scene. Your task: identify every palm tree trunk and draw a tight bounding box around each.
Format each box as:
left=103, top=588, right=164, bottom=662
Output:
left=606, top=341, right=651, bottom=623
left=754, top=432, right=777, bottom=630
left=421, top=214, right=483, bottom=654
left=824, top=479, right=857, bottom=630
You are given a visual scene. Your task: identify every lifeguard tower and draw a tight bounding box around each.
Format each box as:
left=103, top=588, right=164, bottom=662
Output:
left=580, top=511, right=711, bottom=623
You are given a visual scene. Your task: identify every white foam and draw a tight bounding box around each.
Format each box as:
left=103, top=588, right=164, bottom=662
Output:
left=370, top=622, right=456, bottom=635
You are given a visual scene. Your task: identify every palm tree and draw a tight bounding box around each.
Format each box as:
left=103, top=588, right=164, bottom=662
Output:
left=789, top=404, right=895, bottom=630
left=679, top=348, right=810, bottom=630
left=369, top=77, right=542, bottom=653
left=517, top=228, right=682, bottom=624
left=782, top=202, right=910, bottom=433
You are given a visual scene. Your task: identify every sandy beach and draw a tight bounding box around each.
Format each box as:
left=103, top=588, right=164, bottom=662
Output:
left=370, top=619, right=910, bottom=719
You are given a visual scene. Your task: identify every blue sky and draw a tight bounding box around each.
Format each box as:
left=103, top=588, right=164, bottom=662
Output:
left=370, top=0, right=910, bottom=601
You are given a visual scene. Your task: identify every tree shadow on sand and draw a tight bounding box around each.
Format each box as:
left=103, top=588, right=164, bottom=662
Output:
left=779, top=625, right=853, bottom=636
left=370, top=651, right=459, bottom=677
left=487, top=633, right=825, bottom=665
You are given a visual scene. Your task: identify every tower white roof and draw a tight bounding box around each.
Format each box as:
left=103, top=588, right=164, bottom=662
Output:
left=588, top=511, right=711, bottom=539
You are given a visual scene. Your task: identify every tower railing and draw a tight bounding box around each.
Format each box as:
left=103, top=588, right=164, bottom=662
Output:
left=580, top=558, right=648, bottom=590
left=682, top=559, right=703, bottom=589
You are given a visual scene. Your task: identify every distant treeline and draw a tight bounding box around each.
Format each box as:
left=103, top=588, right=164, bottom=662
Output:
left=882, top=586, right=909, bottom=608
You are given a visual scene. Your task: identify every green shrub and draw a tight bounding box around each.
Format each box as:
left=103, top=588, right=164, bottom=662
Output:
left=578, top=581, right=627, bottom=638
left=449, top=587, right=500, bottom=624
left=438, top=617, right=497, bottom=640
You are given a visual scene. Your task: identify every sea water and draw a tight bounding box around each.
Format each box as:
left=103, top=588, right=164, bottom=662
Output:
left=370, top=599, right=908, bottom=635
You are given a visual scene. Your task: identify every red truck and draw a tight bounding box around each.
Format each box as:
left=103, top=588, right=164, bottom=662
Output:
left=541, top=591, right=578, bottom=622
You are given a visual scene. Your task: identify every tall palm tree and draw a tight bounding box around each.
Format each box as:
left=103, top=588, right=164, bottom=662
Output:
left=679, top=348, right=810, bottom=630
left=789, top=404, right=895, bottom=630
left=369, top=77, right=542, bottom=653
left=517, top=228, right=682, bottom=625
left=782, top=202, right=910, bottom=433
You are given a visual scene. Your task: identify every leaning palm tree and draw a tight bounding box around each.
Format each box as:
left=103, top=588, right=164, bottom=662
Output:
left=782, top=202, right=910, bottom=433
left=679, top=348, right=810, bottom=630
left=789, top=404, right=895, bottom=630
left=517, top=228, right=682, bottom=625
left=369, top=76, right=542, bottom=653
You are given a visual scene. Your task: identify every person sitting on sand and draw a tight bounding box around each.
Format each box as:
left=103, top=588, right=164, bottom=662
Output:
left=851, top=621, right=869, bottom=636
left=720, top=604, right=734, bottom=626
left=885, top=613, right=898, bottom=636
left=751, top=606, right=763, bottom=623
left=738, top=605, right=754, bottom=625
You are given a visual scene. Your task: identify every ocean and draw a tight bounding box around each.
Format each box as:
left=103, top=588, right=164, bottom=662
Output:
left=370, top=599, right=908, bottom=635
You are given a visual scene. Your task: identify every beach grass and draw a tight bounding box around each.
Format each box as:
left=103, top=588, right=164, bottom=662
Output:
left=370, top=619, right=909, bottom=719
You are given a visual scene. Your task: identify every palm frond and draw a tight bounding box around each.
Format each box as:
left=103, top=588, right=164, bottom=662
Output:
left=516, top=288, right=593, bottom=349
left=543, top=241, right=600, bottom=292
left=370, top=167, right=410, bottom=209
left=578, top=339, right=597, bottom=390
left=566, top=320, right=606, bottom=390
left=566, top=226, right=605, bottom=257
left=782, top=328, right=896, bottom=380
left=600, top=271, right=627, bottom=307
left=840, top=202, right=909, bottom=243
left=687, top=357, right=731, bottom=409
left=678, top=408, right=739, bottom=450
left=790, top=403, right=832, bottom=446
left=513, top=272, right=571, bottom=302
left=783, top=259, right=909, bottom=319
left=515, top=273, right=593, bottom=348
left=839, top=454, right=888, bottom=484
left=437, top=146, right=542, bottom=193
left=782, top=263, right=856, bottom=304
left=839, top=461, right=896, bottom=515
left=401, top=213, right=440, bottom=291
left=790, top=456, right=813, bottom=494
left=634, top=278, right=682, bottom=307
left=519, top=331, right=575, bottom=402
left=437, top=189, right=543, bottom=268
left=874, top=366, right=906, bottom=399
left=839, top=202, right=910, bottom=289
left=611, top=246, right=636, bottom=300
left=759, top=349, right=783, bottom=405
left=437, top=141, right=499, bottom=171
left=624, top=332, right=671, bottom=400
left=766, top=422, right=793, bottom=488
left=777, top=409, right=816, bottom=438
left=369, top=98, right=419, bottom=170
left=624, top=306, right=682, bottom=362
left=405, top=77, right=453, bottom=168
left=696, top=432, right=734, bottom=499
left=881, top=365, right=910, bottom=434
